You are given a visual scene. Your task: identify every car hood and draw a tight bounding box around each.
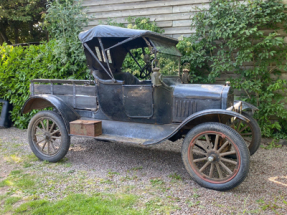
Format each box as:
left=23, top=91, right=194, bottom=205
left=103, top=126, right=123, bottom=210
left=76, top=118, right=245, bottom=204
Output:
left=172, top=84, right=227, bottom=100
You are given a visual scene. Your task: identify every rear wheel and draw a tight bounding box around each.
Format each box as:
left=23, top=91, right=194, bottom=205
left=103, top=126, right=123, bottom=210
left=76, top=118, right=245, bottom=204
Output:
left=181, top=122, right=250, bottom=191
left=28, top=111, right=70, bottom=162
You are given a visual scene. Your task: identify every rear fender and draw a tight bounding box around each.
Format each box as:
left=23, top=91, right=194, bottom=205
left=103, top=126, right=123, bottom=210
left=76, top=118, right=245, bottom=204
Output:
left=22, top=95, right=80, bottom=132
left=144, top=109, right=249, bottom=145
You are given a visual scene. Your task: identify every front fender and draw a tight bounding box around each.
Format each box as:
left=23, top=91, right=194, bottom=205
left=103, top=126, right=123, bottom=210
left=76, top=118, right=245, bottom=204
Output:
left=234, top=100, right=259, bottom=113
left=22, top=95, right=80, bottom=132
left=144, top=109, right=249, bottom=145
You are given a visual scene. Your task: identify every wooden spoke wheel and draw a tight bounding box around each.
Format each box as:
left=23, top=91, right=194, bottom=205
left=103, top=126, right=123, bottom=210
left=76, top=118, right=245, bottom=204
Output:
left=182, top=122, right=250, bottom=191
left=28, top=111, right=70, bottom=162
left=230, top=112, right=261, bottom=156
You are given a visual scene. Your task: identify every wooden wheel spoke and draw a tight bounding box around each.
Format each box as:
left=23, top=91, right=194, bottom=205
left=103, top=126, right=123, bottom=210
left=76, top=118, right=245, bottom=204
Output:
left=35, top=133, right=44, bottom=136
left=213, top=134, right=219, bottom=150
left=41, top=141, right=47, bottom=151
left=36, top=138, right=45, bottom=145
left=219, top=161, right=233, bottom=175
left=235, top=120, right=241, bottom=132
left=51, top=136, right=61, bottom=140
left=239, top=125, right=249, bottom=133
left=199, top=161, right=211, bottom=172
left=209, top=163, right=215, bottom=178
left=192, top=150, right=207, bottom=156
left=195, top=140, right=208, bottom=151
left=193, top=157, right=207, bottom=163
left=220, top=151, right=236, bottom=157
left=205, top=134, right=213, bottom=149
left=220, top=157, right=238, bottom=165
left=46, top=120, right=50, bottom=132
left=40, top=120, right=46, bottom=131
left=217, top=140, right=229, bottom=153
left=215, top=163, right=223, bottom=179
left=36, top=126, right=45, bottom=134
left=50, top=141, right=56, bottom=152
left=49, top=122, right=55, bottom=133
left=51, top=129, right=60, bottom=136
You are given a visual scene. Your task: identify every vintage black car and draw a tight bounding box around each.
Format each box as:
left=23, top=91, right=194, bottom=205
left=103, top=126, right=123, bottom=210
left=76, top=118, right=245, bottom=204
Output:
left=22, top=25, right=261, bottom=191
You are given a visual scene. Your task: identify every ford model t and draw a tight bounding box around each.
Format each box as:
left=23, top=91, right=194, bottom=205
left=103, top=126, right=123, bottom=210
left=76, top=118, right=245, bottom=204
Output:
left=22, top=25, right=261, bottom=191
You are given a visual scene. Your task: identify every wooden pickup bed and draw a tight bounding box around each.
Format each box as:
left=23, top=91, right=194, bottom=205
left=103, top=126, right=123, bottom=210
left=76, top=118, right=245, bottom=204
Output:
left=30, top=79, right=97, bottom=110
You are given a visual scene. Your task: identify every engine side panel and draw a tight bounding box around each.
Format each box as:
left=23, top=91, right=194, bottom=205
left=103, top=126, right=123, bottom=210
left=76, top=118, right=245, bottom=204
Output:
left=172, top=84, right=233, bottom=122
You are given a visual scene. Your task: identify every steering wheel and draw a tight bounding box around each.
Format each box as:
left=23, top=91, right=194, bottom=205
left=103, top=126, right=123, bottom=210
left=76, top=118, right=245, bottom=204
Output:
left=139, top=63, right=153, bottom=79
left=139, top=54, right=154, bottom=79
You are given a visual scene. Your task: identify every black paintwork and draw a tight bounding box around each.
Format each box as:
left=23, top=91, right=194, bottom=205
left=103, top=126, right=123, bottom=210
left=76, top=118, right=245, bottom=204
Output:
left=22, top=95, right=79, bottom=132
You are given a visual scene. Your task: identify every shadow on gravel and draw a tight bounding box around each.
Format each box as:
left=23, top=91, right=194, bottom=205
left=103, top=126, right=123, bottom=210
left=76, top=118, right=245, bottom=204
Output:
left=67, top=137, right=189, bottom=179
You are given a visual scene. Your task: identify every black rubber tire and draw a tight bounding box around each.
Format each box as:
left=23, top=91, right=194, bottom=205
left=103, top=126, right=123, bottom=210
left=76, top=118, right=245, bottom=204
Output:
left=181, top=122, right=250, bottom=191
left=28, top=111, right=70, bottom=162
left=241, top=112, right=261, bottom=156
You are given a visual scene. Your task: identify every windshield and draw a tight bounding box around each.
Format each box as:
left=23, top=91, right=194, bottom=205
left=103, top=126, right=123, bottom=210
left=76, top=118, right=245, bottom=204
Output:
left=157, top=53, right=181, bottom=76
left=150, top=38, right=182, bottom=57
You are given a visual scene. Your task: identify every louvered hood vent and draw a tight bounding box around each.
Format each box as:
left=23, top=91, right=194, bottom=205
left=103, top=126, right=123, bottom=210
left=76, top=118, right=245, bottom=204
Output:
left=172, top=84, right=233, bottom=122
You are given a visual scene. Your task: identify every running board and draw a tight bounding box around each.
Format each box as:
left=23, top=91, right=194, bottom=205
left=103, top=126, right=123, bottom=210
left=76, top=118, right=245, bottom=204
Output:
left=70, top=118, right=179, bottom=145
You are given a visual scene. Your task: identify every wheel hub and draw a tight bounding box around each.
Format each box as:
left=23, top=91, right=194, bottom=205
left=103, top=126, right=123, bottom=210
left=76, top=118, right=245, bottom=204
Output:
left=44, top=132, right=51, bottom=141
left=208, top=155, right=215, bottom=162
left=206, top=151, right=220, bottom=163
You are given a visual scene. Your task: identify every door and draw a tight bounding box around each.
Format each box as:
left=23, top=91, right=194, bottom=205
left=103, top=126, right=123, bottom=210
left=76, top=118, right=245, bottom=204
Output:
left=123, top=85, right=153, bottom=118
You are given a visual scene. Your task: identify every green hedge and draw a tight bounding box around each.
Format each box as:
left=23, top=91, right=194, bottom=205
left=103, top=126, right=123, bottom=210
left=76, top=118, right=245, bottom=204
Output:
left=0, top=41, right=87, bottom=128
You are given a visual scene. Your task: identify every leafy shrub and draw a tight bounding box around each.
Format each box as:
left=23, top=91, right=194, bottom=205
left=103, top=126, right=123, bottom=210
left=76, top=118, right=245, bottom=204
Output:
left=44, top=0, right=89, bottom=79
left=0, top=41, right=76, bottom=128
left=178, top=0, right=287, bottom=138
left=0, top=0, right=89, bottom=128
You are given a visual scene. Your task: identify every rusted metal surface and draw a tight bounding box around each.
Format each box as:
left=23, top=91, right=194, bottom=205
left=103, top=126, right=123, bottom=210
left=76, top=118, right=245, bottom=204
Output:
left=70, top=120, right=102, bottom=137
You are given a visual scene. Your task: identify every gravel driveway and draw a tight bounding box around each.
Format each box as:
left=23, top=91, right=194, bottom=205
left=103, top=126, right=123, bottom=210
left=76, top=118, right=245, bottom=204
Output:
left=0, top=127, right=286, bottom=214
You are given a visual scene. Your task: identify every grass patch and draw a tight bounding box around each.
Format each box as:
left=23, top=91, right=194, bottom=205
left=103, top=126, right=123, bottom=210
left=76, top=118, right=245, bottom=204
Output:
left=23, top=161, right=33, bottom=168
left=15, top=193, right=141, bottom=215
left=25, top=154, right=39, bottom=162
left=150, top=178, right=165, bottom=186
left=4, top=196, right=22, bottom=205
left=4, top=154, right=22, bottom=163
left=0, top=171, right=37, bottom=193
left=130, top=166, right=143, bottom=171
left=168, top=173, right=182, bottom=181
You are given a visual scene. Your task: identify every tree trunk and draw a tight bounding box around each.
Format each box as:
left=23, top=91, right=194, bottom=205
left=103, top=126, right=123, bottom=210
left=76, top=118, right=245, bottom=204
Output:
left=14, top=25, right=19, bottom=44
left=0, top=28, right=12, bottom=45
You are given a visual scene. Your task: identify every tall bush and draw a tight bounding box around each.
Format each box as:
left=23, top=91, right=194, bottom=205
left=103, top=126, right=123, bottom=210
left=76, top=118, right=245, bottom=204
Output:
left=0, top=41, right=69, bottom=128
left=178, top=0, right=287, bottom=138
left=44, top=0, right=89, bottom=79
left=0, top=0, right=89, bottom=128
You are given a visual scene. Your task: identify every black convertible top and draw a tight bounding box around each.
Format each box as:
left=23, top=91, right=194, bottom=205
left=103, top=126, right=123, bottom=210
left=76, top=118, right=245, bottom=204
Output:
left=79, top=25, right=181, bottom=79
left=78, top=25, right=178, bottom=45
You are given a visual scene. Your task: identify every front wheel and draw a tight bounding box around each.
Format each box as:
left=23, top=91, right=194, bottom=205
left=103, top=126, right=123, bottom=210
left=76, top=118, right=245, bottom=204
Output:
left=28, top=111, right=70, bottom=162
left=181, top=122, right=250, bottom=191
